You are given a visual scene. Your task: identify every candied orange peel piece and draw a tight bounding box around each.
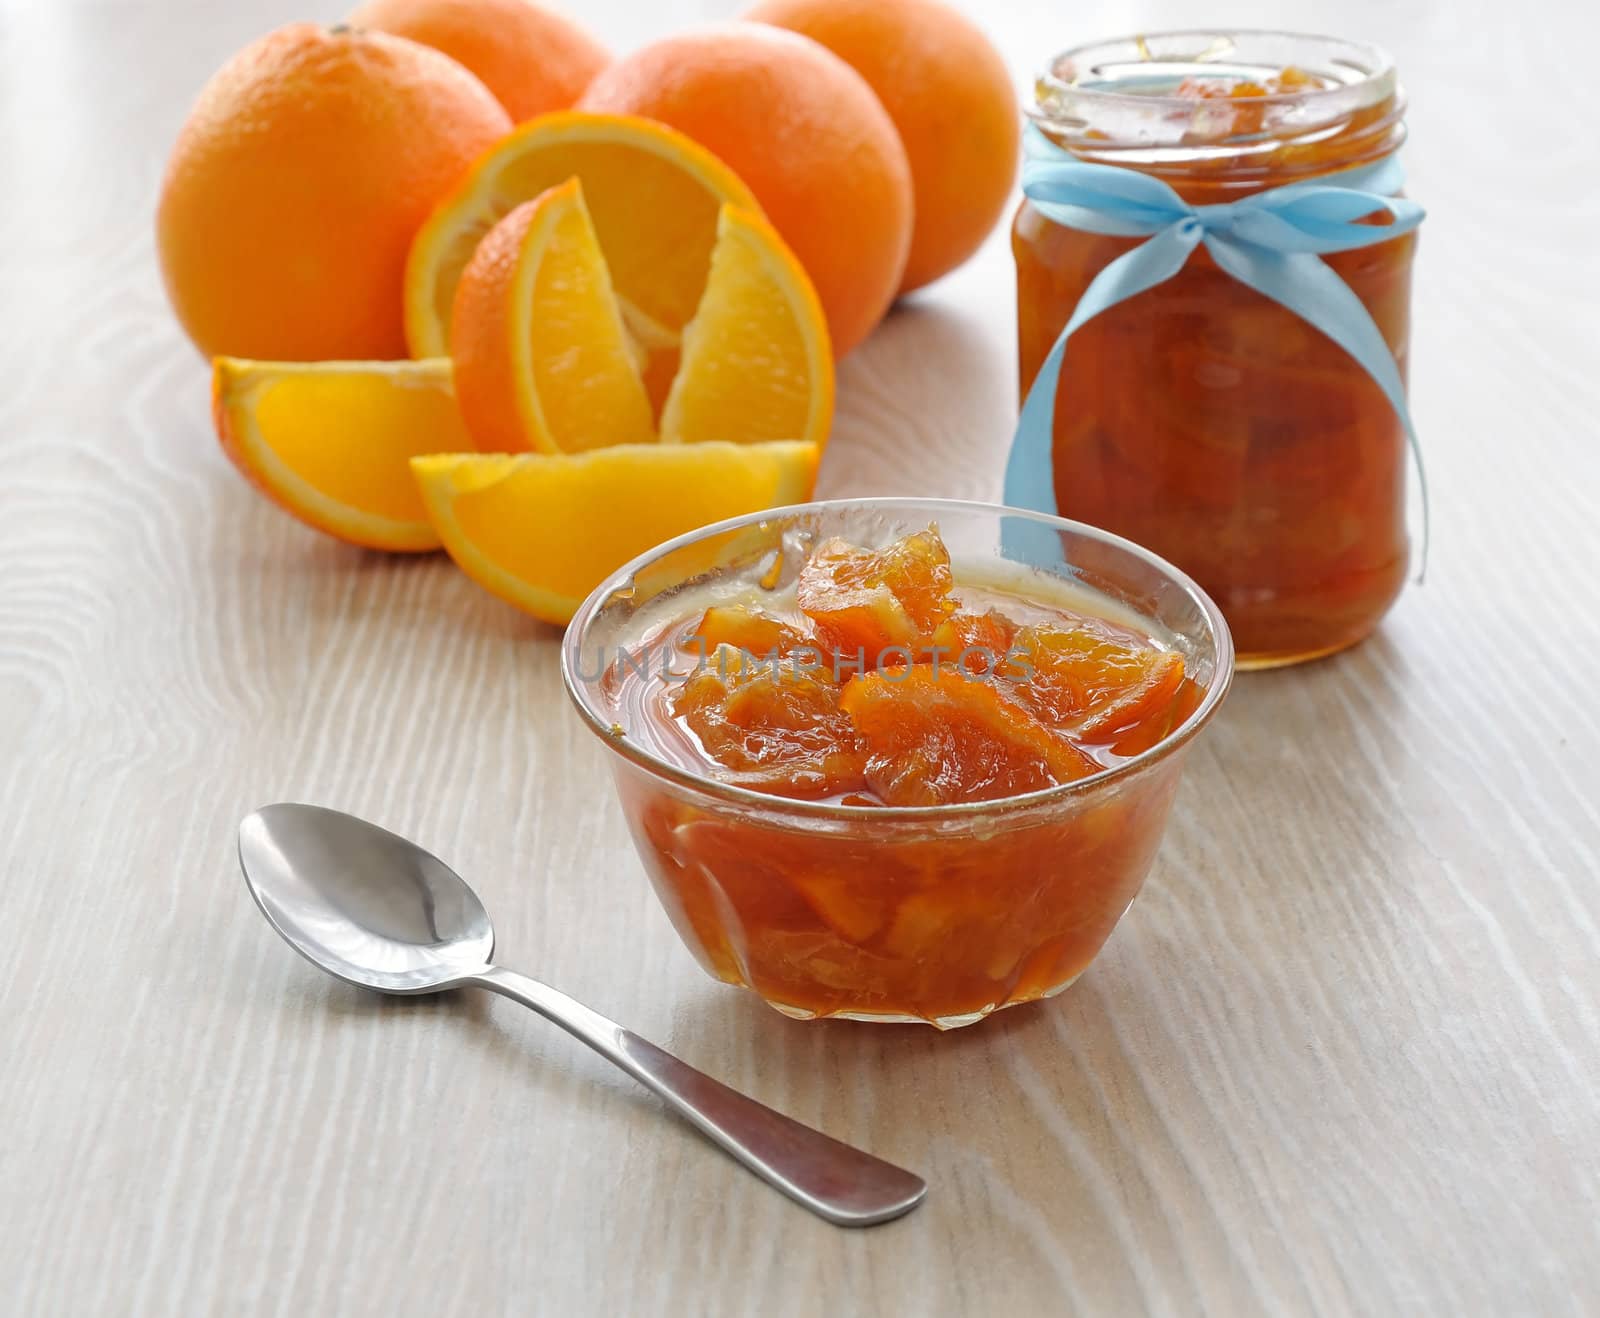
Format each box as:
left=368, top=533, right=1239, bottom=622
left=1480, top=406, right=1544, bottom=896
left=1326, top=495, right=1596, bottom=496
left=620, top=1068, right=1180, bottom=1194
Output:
left=1175, top=66, right=1320, bottom=99
left=796, top=528, right=956, bottom=664
left=1002, top=621, right=1184, bottom=729
left=924, top=608, right=1017, bottom=675
left=690, top=605, right=814, bottom=658
left=1075, top=651, right=1186, bottom=742
left=673, top=663, right=865, bottom=798
left=839, top=665, right=1097, bottom=806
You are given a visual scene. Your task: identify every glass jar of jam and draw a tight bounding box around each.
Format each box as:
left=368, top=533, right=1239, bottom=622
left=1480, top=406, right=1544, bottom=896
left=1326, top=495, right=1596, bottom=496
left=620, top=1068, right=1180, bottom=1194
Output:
left=1014, top=31, right=1417, bottom=667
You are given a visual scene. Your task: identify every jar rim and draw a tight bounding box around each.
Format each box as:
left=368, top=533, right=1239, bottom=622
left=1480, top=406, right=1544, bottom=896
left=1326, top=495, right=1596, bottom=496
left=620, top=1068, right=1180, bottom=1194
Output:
left=1033, top=29, right=1399, bottom=152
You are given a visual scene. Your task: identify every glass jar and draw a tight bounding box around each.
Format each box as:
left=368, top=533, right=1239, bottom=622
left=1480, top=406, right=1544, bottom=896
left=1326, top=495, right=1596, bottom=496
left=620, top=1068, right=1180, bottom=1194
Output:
left=1014, top=31, right=1417, bottom=667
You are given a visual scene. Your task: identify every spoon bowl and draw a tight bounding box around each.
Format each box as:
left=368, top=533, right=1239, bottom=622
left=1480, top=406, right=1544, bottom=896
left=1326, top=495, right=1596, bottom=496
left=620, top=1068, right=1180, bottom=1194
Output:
left=241, top=803, right=494, bottom=993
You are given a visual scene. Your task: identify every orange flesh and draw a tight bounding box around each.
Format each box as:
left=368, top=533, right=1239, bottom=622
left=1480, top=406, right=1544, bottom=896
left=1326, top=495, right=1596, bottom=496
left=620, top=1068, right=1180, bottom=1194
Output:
left=605, top=528, right=1205, bottom=1023
left=1015, top=67, right=1415, bottom=664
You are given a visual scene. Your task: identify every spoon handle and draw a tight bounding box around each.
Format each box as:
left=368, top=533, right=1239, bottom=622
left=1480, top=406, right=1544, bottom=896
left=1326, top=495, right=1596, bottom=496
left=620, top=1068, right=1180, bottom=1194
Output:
left=469, top=965, right=926, bottom=1227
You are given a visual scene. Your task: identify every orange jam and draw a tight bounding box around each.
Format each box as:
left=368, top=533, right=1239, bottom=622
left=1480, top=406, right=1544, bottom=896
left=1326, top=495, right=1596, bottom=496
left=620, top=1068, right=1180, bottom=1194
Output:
left=603, top=526, right=1206, bottom=1024
left=1014, top=32, right=1416, bottom=666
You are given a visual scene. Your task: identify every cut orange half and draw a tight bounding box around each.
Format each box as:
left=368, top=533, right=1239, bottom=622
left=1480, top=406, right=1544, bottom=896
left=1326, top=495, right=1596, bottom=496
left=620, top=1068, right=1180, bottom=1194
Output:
left=450, top=178, right=655, bottom=454
left=661, top=205, right=833, bottom=449
left=212, top=357, right=471, bottom=551
left=405, top=111, right=760, bottom=360
left=412, top=442, right=819, bottom=624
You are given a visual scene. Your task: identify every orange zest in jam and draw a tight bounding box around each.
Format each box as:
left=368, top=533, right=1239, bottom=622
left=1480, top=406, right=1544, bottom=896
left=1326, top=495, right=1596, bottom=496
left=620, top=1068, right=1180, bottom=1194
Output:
left=794, top=530, right=956, bottom=664
left=673, top=662, right=867, bottom=799
left=1174, top=65, right=1322, bottom=100
left=656, top=526, right=1194, bottom=807
left=838, top=666, right=1099, bottom=806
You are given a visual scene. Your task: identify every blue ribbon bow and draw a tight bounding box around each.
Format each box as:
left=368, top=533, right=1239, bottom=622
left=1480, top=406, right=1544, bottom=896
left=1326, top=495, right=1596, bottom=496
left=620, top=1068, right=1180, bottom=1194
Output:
left=1005, top=123, right=1427, bottom=574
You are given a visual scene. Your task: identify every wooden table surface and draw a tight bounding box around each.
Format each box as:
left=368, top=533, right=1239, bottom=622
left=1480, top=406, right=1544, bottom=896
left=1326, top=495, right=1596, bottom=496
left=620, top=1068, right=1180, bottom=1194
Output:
left=4, top=0, right=1596, bottom=1313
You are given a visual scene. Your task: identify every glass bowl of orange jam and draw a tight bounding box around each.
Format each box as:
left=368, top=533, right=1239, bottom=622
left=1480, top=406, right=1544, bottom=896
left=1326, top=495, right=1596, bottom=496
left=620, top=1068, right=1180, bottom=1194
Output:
left=562, top=500, right=1233, bottom=1028
left=1015, top=31, right=1417, bottom=667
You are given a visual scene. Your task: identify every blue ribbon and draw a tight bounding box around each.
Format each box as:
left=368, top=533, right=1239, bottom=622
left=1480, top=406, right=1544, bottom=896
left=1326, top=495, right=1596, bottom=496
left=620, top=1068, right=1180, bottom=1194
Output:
left=1005, top=123, right=1427, bottom=577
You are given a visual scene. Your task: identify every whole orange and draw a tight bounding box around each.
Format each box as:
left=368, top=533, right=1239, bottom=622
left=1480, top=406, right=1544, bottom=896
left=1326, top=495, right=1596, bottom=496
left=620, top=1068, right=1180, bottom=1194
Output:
left=157, top=23, right=511, bottom=361
left=580, top=24, right=911, bottom=357
left=347, top=0, right=609, bottom=122
left=745, top=0, right=1019, bottom=294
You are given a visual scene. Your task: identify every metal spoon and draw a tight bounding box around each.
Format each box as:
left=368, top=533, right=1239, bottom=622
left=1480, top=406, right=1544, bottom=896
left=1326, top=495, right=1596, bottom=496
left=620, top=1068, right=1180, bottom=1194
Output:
left=237, top=802, right=927, bottom=1227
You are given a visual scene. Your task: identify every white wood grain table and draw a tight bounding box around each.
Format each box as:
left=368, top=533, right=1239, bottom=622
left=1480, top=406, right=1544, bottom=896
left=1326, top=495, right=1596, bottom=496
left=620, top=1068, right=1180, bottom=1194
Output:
left=3, top=0, right=1597, bottom=1313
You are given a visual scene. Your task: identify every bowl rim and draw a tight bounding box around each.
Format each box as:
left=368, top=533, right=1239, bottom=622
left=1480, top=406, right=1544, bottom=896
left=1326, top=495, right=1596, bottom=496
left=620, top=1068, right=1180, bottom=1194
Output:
left=560, top=497, right=1235, bottom=822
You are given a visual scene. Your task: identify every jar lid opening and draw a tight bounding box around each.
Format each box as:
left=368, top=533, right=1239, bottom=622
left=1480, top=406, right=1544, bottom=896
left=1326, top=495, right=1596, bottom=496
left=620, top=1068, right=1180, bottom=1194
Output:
left=1034, top=30, right=1399, bottom=153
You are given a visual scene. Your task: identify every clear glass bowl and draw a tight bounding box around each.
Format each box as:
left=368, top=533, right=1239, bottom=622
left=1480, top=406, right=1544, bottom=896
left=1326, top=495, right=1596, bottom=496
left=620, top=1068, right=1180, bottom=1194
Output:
left=562, top=499, right=1234, bottom=1028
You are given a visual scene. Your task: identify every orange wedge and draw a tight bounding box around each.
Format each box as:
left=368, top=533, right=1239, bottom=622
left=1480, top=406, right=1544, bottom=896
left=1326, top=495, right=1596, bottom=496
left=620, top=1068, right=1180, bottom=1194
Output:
left=660, top=205, right=832, bottom=449
left=405, top=111, right=759, bottom=362
left=212, top=357, right=471, bottom=551
left=411, top=442, right=818, bottom=623
left=450, top=178, right=655, bottom=454
left=450, top=181, right=833, bottom=456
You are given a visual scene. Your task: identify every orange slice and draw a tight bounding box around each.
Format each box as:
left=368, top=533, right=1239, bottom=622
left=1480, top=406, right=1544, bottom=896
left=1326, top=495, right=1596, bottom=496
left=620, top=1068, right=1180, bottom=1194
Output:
left=660, top=205, right=832, bottom=449
left=212, top=357, right=471, bottom=551
left=405, top=111, right=760, bottom=360
left=450, top=178, right=654, bottom=454
left=411, top=441, right=819, bottom=624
